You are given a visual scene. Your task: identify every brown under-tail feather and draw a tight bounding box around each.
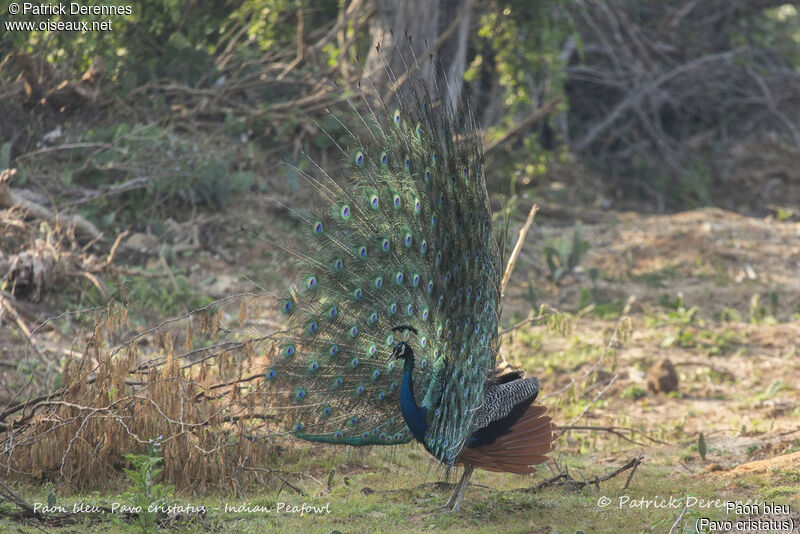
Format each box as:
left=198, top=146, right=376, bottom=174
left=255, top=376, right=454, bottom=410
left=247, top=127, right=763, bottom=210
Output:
left=458, top=404, right=557, bottom=474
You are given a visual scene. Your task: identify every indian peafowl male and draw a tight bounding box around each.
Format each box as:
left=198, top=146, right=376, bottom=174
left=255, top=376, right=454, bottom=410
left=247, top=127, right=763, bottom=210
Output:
left=262, top=51, right=557, bottom=511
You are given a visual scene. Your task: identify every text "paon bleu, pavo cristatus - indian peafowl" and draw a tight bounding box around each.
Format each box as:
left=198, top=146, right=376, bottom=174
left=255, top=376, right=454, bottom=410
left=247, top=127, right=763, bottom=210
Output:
left=261, top=48, right=557, bottom=511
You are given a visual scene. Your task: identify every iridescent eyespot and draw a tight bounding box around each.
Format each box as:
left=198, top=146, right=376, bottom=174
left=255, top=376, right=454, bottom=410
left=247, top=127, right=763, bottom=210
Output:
left=354, top=151, right=364, bottom=166
left=370, top=194, right=379, bottom=208
left=406, top=304, right=413, bottom=315
left=435, top=252, right=442, bottom=265
left=355, top=386, right=364, bottom=396
left=374, top=276, right=383, bottom=288
left=424, top=168, right=431, bottom=184
left=334, top=377, right=343, bottom=387
left=432, top=152, right=437, bottom=164
left=335, top=431, right=343, bottom=438
left=381, top=239, right=390, bottom=252
left=368, top=344, right=377, bottom=356
left=313, top=221, right=324, bottom=234
left=389, top=302, right=397, bottom=314
left=404, top=157, right=411, bottom=169
left=321, top=406, right=331, bottom=417
left=420, top=240, right=427, bottom=254
left=351, top=357, right=359, bottom=368
left=353, top=288, right=362, bottom=299
left=395, top=271, right=404, bottom=284
left=333, top=258, right=343, bottom=271
left=296, top=422, right=304, bottom=431
left=415, top=122, right=423, bottom=137
left=422, top=308, right=429, bottom=320
left=372, top=370, right=380, bottom=380
left=426, top=281, right=434, bottom=293
left=412, top=273, right=420, bottom=286
left=404, top=233, right=412, bottom=247
left=393, top=109, right=401, bottom=124
left=281, top=300, right=293, bottom=314
left=385, top=334, right=394, bottom=346
left=329, top=344, right=338, bottom=356
left=350, top=416, right=358, bottom=425
left=328, top=306, right=338, bottom=319
left=381, top=152, right=388, bottom=166
left=357, top=246, right=367, bottom=258
left=283, top=344, right=295, bottom=357
left=305, top=276, right=317, bottom=290
left=414, top=198, right=421, bottom=214
left=340, top=204, right=351, bottom=219
left=420, top=359, right=428, bottom=369
left=378, top=392, right=386, bottom=402
left=349, top=325, right=358, bottom=337
left=420, top=336, right=427, bottom=347
left=307, top=321, right=318, bottom=334
left=294, top=389, right=306, bottom=401
left=431, top=214, right=437, bottom=226
left=393, top=194, right=401, bottom=208
left=369, top=312, right=378, bottom=324
left=309, top=361, right=319, bottom=372
left=266, top=369, right=276, bottom=379
left=387, top=361, right=396, bottom=372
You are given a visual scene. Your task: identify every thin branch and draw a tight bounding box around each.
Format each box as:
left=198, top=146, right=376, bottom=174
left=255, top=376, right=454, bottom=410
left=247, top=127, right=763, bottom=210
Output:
left=500, top=204, right=539, bottom=301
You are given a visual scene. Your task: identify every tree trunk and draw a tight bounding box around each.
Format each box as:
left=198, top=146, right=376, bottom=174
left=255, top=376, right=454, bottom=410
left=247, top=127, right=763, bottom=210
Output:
left=365, top=0, right=472, bottom=113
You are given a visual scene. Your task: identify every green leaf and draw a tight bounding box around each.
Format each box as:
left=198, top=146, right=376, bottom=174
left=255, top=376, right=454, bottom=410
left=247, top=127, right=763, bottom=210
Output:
left=698, top=433, right=707, bottom=460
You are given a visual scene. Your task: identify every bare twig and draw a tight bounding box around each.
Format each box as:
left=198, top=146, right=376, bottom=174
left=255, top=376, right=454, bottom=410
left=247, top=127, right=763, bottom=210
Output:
left=500, top=204, right=539, bottom=301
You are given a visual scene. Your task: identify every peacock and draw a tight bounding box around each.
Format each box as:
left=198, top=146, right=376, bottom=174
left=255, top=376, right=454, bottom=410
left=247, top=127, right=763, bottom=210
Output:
left=261, top=48, right=557, bottom=511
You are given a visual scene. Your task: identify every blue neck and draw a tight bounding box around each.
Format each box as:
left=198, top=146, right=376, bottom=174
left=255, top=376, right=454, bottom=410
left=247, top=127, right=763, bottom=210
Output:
left=400, top=350, right=427, bottom=444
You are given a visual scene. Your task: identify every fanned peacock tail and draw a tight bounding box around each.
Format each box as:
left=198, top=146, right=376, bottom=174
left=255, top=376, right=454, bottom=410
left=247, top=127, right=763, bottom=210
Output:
left=262, top=52, right=502, bottom=464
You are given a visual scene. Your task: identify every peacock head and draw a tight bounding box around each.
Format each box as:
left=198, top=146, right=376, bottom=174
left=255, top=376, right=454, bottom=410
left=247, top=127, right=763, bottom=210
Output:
left=390, top=325, right=419, bottom=361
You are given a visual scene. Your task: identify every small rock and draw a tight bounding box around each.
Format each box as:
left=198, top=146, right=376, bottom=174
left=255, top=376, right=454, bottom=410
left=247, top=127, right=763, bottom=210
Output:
left=646, top=358, right=679, bottom=393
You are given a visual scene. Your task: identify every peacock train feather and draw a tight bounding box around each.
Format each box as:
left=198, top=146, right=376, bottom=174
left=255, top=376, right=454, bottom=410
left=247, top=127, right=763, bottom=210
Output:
left=260, top=49, right=554, bottom=503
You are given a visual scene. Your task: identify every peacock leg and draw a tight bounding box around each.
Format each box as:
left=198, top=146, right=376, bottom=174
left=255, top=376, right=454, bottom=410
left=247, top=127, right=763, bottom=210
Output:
left=442, top=463, right=474, bottom=512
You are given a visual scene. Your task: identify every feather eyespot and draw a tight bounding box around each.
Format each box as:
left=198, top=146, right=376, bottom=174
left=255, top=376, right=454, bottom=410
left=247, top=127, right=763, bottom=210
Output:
left=369, top=194, right=379, bottom=209
left=395, top=271, right=403, bottom=284
left=349, top=325, right=358, bottom=337
left=333, top=258, right=344, bottom=271
left=389, top=302, right=397, bottom=314
left=431, top=152, right=437, bottom=165
left=426, top=281, right=434, bottom=294
left=420, top=240, right=427, bottom=254
left=307, top=321, right=318, bottom=334
left=380, top=151, right=388, bottom=166
left=420, top=336, right=427, bottom=347
left=355, top=386, right=364, bottom=396
left=414, top=198, right=421, bottom=214
left=387, top=361, right=396, bottom=372
left=329, top=344, right=338, bottom=356
left=378, top=392, right=386, bottom=402
left=357, top=246, right=367, bottom=258
left=294, top=389, right=306, bottom=401
left=296, top=422, right=304, bottom=432
left=354, top=151, right=364, bottom=166
left=305, top=276, right=317, bottom=290
left=393, top=109, right=401, bottom=124
left=340, top=204, right=351, bottom=219
left=393, top=194, right=401, bottom=209
left=404, top=156, right=411, bottom=170
left=406, top=304, right=413, bottom=315
left=281, top=300, right=293, bottom=314
left=381, top=239, right=390, bottom=252
left=328, top=306, right=337, bottom=319
left=374, top=276, right=383, bottom=289
left=435, top=252, right=442, bottom=265
left=424, top=168, right=431, bottom=184
left=369, top=312, right=378, bottom=324
left=283, top=344, right=295, bottom=358
left=309, top=361, right=319, bottom=372
left=372, top=370, right=380, bottom=380
left=321, top=406, right=331, bottom=417
left=385, top=334, right=394, bottom=346
left=266, top=369, right=276, bottom=380
left=367, top=344, right=377, bottom=356
left=313, top=221, right=324, bottom=234
left=420, top=359, right=427, bottom=369
left=335, top=431, right=343, bottom=438
left=334, top=377, right=343, bottom=387
left=412, top=273, right=420, bottom=286
left=353, top=288, right=362, bottom=299
left=431, top=214, right=437, bottom=227
left=404, top=233, right=412, bottom=247
left=351, top=357, right=359, bottom=368
left=422, top=308, right=429, bottom=321
left=415, top=122, right=423, bottom=137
